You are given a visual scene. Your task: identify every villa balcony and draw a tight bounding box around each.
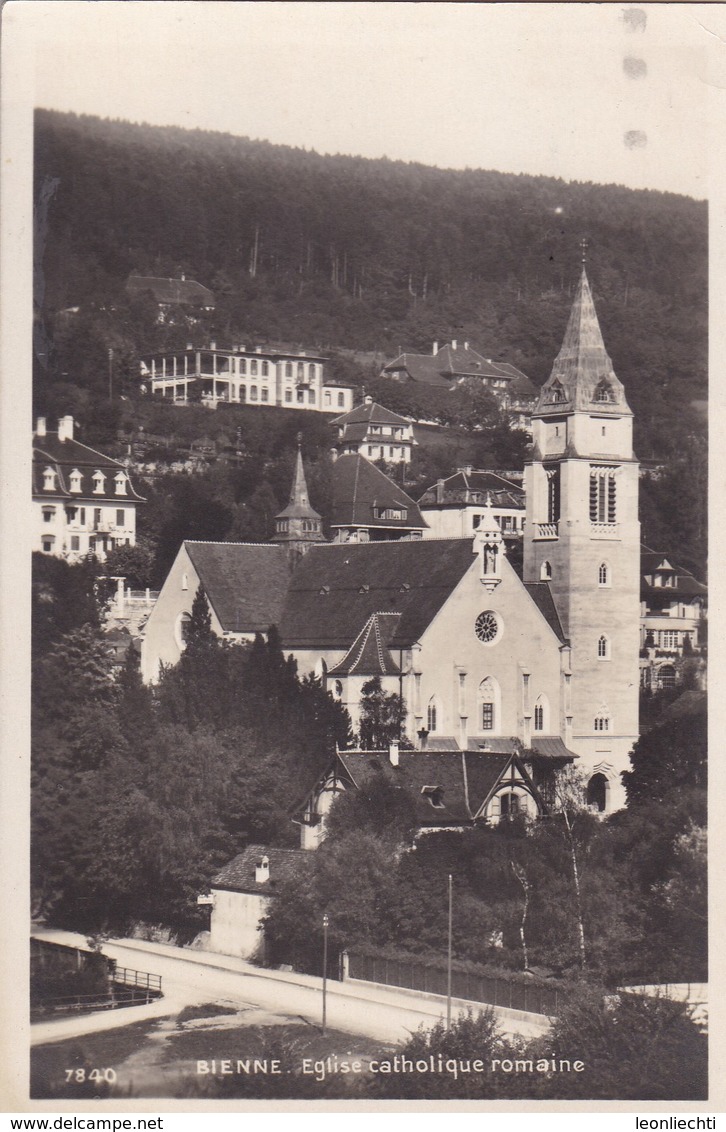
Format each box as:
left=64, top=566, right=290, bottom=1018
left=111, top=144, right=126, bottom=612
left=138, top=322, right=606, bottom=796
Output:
left=534, top=522, right=559, bottom=540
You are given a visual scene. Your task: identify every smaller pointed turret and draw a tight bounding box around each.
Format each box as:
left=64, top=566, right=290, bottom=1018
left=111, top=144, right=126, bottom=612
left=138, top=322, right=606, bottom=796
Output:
left=273, top=434, right=325, bottom=565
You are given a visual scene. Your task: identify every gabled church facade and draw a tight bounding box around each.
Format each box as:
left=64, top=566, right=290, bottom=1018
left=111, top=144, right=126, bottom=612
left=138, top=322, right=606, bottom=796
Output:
left=142, top=264, right=639, bottom=812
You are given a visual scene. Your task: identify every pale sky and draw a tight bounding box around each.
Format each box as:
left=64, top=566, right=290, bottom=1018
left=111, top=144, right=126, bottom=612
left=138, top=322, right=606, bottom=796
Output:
left=4, top=1, right=726, bottom=198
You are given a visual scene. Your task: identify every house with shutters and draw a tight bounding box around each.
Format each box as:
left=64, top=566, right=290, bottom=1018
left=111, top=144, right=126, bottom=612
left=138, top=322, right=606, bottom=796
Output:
left=330, top=397, right=417, bottom=464
left=33, top=416, right=145, bottom=562
left=143, top=263, right=641, bottom=814
left=329, top=453, right=427, bottom=543
left=418, top=467, right=525, bottom=540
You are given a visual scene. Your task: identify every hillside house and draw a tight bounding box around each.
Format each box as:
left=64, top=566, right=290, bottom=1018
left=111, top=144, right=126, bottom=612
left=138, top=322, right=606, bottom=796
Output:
left=139, top=342, right=355, bottom=413
left=329, top=453, right=427, bottom=543
left=33, top=416, right=145, bottom=562
left=418, top=468, right=525, bottom=539
left=381, top=341, right=538, bottom=429
left=331, top=397, right=416, bottom=464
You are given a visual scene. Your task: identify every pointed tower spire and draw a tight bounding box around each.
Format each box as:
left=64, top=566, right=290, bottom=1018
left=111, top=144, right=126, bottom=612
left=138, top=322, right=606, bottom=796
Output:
left=273, top=435, right=325, bottom=564
left=535, top=260, right=631, bottom=416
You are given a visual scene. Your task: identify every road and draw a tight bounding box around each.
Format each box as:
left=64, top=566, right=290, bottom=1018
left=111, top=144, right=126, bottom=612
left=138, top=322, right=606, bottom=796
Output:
left=31, top=930, right=552, bottom=1046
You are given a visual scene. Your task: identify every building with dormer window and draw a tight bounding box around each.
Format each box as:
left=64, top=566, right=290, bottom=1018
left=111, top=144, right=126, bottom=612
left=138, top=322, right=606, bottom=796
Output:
left=33, top=416, right=145, bottom=561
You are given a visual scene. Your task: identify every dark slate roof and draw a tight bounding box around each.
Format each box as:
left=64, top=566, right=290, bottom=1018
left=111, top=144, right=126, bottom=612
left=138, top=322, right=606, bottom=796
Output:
left=640, top=548, right=706, bottom=599
left=328, top=613, right=402, bottom=675
left=383, top=344, right=535, bottom=392
left=330, top=454, right=427, bottom=531
left=336, top=749, right=537, bottom=826
left=126, top=275, right=215, bottom=306
left=279, top=539, right=476, bottom=649
left=523, top=736, right=578, bottom=761
left=338, top=750, right=474, bottom=824
left=33, top=433, right=146, bottom=503
left=418, top=469, right=525, bottom=510
left=331, top=401, right=411, bottom=427
left=211, top=845, right=313, bottom=894
left=523, top=583, right=567, bottom=644
left=658, top=690, right=707, bottom=723
left=185, top=542, right=290, bottom=633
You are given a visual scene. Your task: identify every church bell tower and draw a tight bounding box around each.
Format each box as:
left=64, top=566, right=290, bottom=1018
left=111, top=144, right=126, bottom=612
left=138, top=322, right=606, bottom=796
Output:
left=273, top=435, right=326, bottom=567
left=523, top=248, right=640, bottom=810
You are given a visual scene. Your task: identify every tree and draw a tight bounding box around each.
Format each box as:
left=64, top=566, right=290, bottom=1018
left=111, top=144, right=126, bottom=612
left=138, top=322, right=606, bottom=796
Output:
left=357, top=677, right=408, bottom=749
left=325, top=771, right=419, bottom=847
left=102, top=542, right=155, bottom=590
left=622, top=710, right=706, bottom=807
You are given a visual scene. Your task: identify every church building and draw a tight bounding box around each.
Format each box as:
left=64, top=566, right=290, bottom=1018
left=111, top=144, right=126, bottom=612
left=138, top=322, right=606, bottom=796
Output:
left=142, top=263, right=639, bottom=812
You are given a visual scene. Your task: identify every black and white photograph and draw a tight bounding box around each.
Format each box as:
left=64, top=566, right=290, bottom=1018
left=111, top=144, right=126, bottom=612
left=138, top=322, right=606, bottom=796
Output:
left=1, top=0, right=720, bottom=1114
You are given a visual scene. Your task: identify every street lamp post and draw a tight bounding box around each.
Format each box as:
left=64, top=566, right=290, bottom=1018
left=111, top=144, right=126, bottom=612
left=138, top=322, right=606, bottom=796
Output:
left=446, top=873, right=453, bottom=1030
left=322, top=913, right=329, bottom=1036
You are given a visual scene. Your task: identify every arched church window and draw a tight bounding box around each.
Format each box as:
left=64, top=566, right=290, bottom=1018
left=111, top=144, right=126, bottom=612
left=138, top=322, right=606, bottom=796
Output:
left=545, top=466, right=560, bottom=523
left=658, top=664, right=676, bottom=690
left=597, top=634, right=610, bottom=659
left=540, top=560, right=553, bottom=581
left=589, top=466, right=617, bottom=524
left=533, top=694, right=549, bottom=732
left=479, top=677, right=498, bottom=732
left=548, top=380, right=566, bottom=404
left=427, top=697, right=439, bottom=733
left=594, top=714, right=610, bottom=732
left=586, top=773, right=608, bottom=813
left=598, top=562, right=610, bottom=586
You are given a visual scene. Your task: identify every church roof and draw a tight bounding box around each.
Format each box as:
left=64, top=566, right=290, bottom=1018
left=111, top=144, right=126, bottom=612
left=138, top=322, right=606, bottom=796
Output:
left=418, top=469, right=525, bottom=511
left=279, top=538, right=476, bottom=649
left=522, top=583, right=567, bottom=643
left=535, top=267, right=631, bottom=416
left=211, top=844, right=313, bottom=894
left=328, top=613, right=402, bottom=675
left=185, top=541, right=289, bottom=633
left=329, top=454, right=427, bottom=531
left=331, top=400, right=411, bottom=427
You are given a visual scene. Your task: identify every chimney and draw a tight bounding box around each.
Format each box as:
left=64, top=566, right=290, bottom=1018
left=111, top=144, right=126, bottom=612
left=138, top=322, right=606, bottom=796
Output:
left=364, top=395, right=373, bottom=405
left=35, top=417, right=46, bottom=437
left=210, top=340, right=217, bottom=350
left=255, top=855, right=270, bottom=885
left=457, top=465, right=473, bottom=477
left=181, top=272, right=186, bottom=282
left=464, top=341, right=469, bottom=350
left=451, top=339, right=458, bottom=350
left=330, top=447, right=339, bottom=463
left=57, top=415, right=74, bottom=442
left=389, top=740, right=400, bottom=767
left=417, top=728, right=429, bottom=751
left=436, top=478, right=446, bottom=503
left=432, top=341, right=439, bottom=356
left=186, top=342, right=193, bottom=350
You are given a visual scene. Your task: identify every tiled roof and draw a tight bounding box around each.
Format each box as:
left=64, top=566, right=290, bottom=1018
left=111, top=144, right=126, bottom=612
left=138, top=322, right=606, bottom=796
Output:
left=523, top=583, right=567, bottom=643
left=328, top=613, right=402, bottom=675
left=418, top=469, right=525, bottom=510
left=33, top=434, right=146, bottom=503
left=640, top=547, right=707, bottom=598
left=331, top=401, right=411, bottom=427
left=279, top=538, right=476, bottom=649
left=211, top=844, right=313, bottom=894
left=336, top=749, right=539, bottom=826
left=330, top=454, right=427, bottom=531
left=338, top=750, right=474, bottom=824
left=126, top=275, right=215, bottom=306
left=185, top=542, right=290, bottom=633
left=523, top=736, right=578, bottom=761
left=383, top=344, right=536, bottom=392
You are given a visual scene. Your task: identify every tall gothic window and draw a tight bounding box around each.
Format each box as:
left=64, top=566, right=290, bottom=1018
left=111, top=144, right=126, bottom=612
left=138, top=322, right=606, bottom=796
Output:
left=427, top=697, right=438, bottom=733
left=590, top=467, right=617, bottom=523
left=545, top=466, right=560, bottom=523
left=598, top=562, right=609, bottom=586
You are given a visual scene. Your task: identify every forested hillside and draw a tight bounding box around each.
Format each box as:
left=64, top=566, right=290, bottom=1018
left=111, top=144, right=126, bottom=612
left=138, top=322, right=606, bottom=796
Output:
left=33, top=110, right=708, bottom=572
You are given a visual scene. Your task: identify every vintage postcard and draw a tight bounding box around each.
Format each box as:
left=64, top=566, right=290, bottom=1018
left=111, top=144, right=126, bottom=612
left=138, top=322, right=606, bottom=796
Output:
left=1, top=0, right=723, bottom=1117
